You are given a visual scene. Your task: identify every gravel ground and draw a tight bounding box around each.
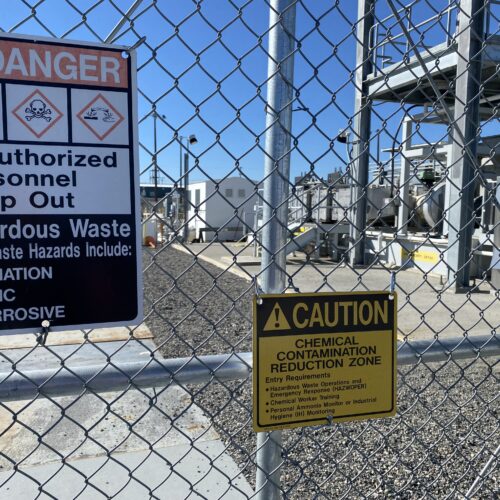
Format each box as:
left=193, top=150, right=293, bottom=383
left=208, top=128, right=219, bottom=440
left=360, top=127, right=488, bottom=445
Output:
left=143, top=246, right=499, bottom=499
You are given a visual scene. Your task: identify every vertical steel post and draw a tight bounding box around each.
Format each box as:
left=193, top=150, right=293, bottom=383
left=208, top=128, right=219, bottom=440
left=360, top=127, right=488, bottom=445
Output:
left=397, top=119, right=412, bottom=235
left=349, top=0, right=375, bottom=265
left=178, top=139, right=184, bottom=237
left=183, top=150, right=189, bottom=242
left=179, top=138, right=184, bottom=183
left=153, top=111, right=158, bottom=203
left=257, top=1, right=296, bottom=498
left=446, top=0, right=484, bottom=290
left=492, top=177, right=500, bottom=290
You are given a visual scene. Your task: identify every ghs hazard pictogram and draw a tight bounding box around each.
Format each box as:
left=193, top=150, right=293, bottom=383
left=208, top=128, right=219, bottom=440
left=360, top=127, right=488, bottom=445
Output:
left=263, top=303, right=291, bottom=331
left=12, top=90, right=63, bottom=138
left=77, top=93, right=124, bottom=140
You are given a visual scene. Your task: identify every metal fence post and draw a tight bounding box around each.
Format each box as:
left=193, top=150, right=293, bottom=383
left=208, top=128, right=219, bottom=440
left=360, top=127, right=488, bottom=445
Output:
left=256, top=1, right=296, bottom=498
left=183, top=151, right=190, bottom=242
left=154, top=111, right=158, bottom=203
left=446, top=0, right=485, bottom=290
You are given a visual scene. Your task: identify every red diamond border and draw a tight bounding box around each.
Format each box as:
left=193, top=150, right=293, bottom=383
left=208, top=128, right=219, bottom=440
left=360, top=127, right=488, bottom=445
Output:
left=77, top=93, right=124, bottom=141
left=12, top=90, right=64, bottom=139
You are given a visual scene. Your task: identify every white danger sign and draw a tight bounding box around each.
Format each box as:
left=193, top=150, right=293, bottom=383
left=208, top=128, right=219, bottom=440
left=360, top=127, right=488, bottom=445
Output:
left=0, top=33, right=142, bottom=334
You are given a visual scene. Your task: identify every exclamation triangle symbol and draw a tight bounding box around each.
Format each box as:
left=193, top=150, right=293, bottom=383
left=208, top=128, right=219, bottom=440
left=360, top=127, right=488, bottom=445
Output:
left=263, top=303, right=291, bottom=332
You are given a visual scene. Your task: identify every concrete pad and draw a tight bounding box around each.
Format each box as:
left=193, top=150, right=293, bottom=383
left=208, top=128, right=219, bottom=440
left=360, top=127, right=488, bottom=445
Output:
left=173, top=243, right=252, bottom=281
left=0, top=339, right=253, bottom=496
left=0, top=325, right=153, bottom=350
left=0, top=339, right=157, bottom=372
left=221, top=256, right=261, bottom=266
left=0, top=441, right=253, bottom=499
left=0, top=385, right=219, bottom=469
left=184, top=242, right=499, bottom=340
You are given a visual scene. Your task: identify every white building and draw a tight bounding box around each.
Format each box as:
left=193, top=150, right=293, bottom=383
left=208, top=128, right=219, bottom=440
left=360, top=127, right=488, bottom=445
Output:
left=187, top=177, right=257, bottom=242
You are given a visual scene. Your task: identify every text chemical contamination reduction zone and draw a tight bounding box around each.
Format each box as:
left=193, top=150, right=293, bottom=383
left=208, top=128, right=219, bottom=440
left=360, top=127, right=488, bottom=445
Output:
left=253, top=292, right=397, bottom=432
left=0, top=33, right=142, bottom=334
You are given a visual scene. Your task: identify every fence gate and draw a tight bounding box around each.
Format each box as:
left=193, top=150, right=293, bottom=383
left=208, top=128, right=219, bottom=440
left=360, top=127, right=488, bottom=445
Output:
left=0, top=0, right=499, bottom=498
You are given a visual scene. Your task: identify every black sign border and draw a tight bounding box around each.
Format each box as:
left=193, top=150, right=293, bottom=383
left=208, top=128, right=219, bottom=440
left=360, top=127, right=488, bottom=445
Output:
left=253, top=291, right=397, bottom=431
left=0, top=33, right=142, bottom=334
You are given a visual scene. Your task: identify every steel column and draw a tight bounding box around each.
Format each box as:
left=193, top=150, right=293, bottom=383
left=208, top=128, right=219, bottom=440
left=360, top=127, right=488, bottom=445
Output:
left=397, top=119, right=413, bottom=235
left=257, top=1, right=296, bottom=498
left=183, top=151, right=190, bottom=242
left=349, top=0, right=375, bottom=265
left=492, top=177, right=500, bottom=289
left=446, top=0, right=485, bottom=289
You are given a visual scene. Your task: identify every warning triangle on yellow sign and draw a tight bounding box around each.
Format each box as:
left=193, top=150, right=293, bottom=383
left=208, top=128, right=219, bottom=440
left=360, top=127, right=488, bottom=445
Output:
left=263, top=303, right=291, bottom=331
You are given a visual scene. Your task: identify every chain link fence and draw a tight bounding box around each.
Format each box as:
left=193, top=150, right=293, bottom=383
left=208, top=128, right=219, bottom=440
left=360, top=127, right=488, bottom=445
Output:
left=0, top=0, right=499, bottom=498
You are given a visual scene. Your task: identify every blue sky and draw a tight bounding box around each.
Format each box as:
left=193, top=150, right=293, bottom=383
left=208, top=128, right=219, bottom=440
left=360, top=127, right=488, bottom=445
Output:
left=1, top=0, right=497, bottom=185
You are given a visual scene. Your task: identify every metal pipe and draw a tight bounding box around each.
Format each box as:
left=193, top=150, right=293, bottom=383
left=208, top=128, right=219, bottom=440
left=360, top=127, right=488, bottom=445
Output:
left=405, top=5, right=412, bottom=53
left=179, top=139, right=183, bottom=187
left=0, top=352, right=252, bottom=403
left=105, top=0, right=144, bottom=44
left=446, top=1, right=453, bottom=46
left=396, top=335, right=499, bottom=364
left=0, top=336, right=497, bottom=403
left=260, top=0, right=296, bottom=293
left=183, top=150, right=189, bottom=242
left=257, top=1, right=297, bottom=498
left=465, top=443, right=500, bottom=498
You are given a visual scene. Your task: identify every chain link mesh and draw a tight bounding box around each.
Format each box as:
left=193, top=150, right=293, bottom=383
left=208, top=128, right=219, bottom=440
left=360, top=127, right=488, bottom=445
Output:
left=0, top=0, right=498, bottom=498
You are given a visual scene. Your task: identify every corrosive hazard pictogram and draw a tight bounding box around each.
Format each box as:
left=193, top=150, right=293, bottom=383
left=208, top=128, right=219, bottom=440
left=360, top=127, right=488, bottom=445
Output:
left=77, top=93, right=124, bottom=140
left=12, top=90, right=63, bottom=138
left=263, top=303, right=291, bottom=331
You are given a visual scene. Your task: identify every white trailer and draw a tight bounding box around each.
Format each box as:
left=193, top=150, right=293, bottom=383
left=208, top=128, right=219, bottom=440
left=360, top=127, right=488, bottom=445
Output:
left=187, top=177, right=257, bottom=242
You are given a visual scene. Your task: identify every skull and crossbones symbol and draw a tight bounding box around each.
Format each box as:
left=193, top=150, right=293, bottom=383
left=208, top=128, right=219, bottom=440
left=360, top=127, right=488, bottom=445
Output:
left=25, top=99, right=52, bottom=122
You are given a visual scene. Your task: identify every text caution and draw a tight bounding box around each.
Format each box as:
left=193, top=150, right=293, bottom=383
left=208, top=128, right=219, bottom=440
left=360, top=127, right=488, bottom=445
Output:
left=253, top=292, right=397, bottom=431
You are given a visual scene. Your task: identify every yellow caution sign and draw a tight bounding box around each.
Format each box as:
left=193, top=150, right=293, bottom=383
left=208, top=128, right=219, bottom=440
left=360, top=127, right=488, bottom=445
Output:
left=253, top=291, right=397, bottom=432
left=263, top=303, right=291, bottom=331
left=401, top=248, right=439, bottom=264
